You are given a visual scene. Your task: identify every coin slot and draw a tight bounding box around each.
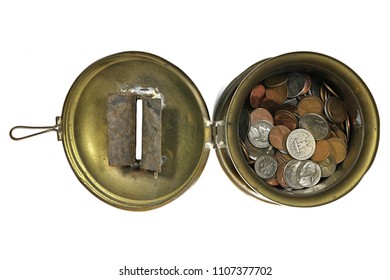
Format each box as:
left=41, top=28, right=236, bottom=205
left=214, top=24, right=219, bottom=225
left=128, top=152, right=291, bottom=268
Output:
left=136, top=98, right=143, bottom=161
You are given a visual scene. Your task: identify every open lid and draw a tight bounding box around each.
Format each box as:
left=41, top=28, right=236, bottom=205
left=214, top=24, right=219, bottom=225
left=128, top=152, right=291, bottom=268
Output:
left=58, top=51, right=211, bottom=210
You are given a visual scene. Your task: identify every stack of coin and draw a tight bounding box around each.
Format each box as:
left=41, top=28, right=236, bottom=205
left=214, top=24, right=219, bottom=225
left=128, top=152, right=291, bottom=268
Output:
left=241, top=72, right=350, bottom=190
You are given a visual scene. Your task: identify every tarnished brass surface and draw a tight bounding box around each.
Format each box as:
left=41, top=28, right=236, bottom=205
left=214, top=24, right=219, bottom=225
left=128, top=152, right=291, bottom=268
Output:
left=61, top=52, right=210, bottom=210
left=220, top=52, right=379, bottom=206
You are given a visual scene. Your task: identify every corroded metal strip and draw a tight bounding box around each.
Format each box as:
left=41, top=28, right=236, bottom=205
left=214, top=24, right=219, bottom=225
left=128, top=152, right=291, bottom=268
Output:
left=107, top=93, right=136, bottom=166
left=140, top=96, right=163, bottom=173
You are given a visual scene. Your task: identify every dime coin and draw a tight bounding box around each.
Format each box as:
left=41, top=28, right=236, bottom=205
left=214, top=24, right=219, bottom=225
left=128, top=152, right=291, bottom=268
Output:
left=297, top=96, right=324, bottom=116
left=286, top=129, right=316, bottom=160
left=248, top=120, right=274, bottom=148
left=311, top=139, right=331, bottom=162
left=269, top=125, right=290, bottom=150
left=296, top=160, right=321, bottom=188
left=299, top=113, right=329, bottom=140
left=318, top=156, right=337, bottom=177
left=254, top=154, right=278, bottom=179
left=328, top=138, right=347, bottom=164
left=249, top=84, right=266, bottom=108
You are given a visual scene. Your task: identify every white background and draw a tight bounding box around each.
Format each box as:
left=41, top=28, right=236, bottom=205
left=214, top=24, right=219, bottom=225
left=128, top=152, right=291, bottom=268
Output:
left=1, top=1, right=388, bottom=279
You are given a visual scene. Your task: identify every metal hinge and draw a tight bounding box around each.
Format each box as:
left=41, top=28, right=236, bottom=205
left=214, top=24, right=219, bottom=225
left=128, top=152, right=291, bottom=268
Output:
left=205, top=120, right=227, bottom=149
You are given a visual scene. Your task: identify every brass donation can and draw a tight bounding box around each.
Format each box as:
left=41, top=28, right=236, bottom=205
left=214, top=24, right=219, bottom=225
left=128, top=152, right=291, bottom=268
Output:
left=10, top=51, right=379, bottom=210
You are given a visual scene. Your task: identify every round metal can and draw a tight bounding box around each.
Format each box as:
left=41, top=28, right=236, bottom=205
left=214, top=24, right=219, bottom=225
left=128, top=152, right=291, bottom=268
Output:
left=214, top=51, right=379, bottom=206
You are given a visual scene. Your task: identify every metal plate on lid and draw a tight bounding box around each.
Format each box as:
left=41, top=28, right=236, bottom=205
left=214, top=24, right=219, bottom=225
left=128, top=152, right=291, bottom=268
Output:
left=12, top=52, right=211, bottom=211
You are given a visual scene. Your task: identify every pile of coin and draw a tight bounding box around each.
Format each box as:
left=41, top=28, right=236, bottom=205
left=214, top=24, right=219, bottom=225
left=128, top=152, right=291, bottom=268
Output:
left=240, top=72, right=350, bottom=190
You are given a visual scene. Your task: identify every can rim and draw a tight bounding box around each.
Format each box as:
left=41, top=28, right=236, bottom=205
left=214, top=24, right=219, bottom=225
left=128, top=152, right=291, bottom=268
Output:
left=225, top=51, right=380, bottom=206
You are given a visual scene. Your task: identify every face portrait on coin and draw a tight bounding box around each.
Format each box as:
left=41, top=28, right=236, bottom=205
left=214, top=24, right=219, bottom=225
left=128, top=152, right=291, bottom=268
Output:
left=297, top=161, right=321, bottom=188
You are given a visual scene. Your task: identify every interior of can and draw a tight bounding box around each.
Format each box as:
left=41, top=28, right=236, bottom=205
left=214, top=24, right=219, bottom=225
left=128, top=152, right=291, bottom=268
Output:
left=222, top=52, right=379, bottom=206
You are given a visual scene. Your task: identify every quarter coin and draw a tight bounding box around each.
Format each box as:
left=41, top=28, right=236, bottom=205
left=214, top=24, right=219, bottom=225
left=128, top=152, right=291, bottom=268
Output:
left=286, top=129, right=316, bottom=160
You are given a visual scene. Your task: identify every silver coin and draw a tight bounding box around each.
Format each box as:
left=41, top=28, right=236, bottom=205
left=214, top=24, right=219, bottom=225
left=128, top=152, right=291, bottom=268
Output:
left=296, top=160, right=321, bottom=188
left=248, top=120, right=273, bottom=148
left=287, top=72, right=306, bottom=98
left=245, top=137, right=275, bottom=160
left=286, top=129, right=316, bottom=160
left=254, top=155, right=278, bottom=179
left=283, top=159, right=304, bottom=189
left=299, top=113, right=329, bottom=140
left=318, top=156, right=337, bottom=177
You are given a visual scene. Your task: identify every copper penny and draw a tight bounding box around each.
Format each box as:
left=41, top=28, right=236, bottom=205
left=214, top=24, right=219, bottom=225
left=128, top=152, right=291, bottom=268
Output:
left=311, top=139, right=331, bottom=162
left=297, top=96, right=324, bottom=116
left=330, top=124, right=348, bottom=144
left=266, top=177, right=280, bottom=187
left=249, top=84, right=266, bottom=108
left=269, top=125, right=290, bottom=150
left=280, top=104, right=298, bottom=115
left=276, top=162, right=288, bottom=188
left=260, top=99, right=282, bottom=115
left=273, top=110, right=298, bottom=130
left=275, top=150, right=293, bottom=164
left=265, top=84, right=288, bottom=104
left=250, top=108, right=274, bottom=124
left=328, top=138, right=347, bottom=164
left=263, top=73, right=288, bottom=88
left=325, top=96, right=348, bottom=123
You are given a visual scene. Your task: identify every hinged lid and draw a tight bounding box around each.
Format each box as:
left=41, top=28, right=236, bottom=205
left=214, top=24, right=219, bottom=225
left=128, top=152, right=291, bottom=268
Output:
left=58, top=51, right=213, bottom=210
